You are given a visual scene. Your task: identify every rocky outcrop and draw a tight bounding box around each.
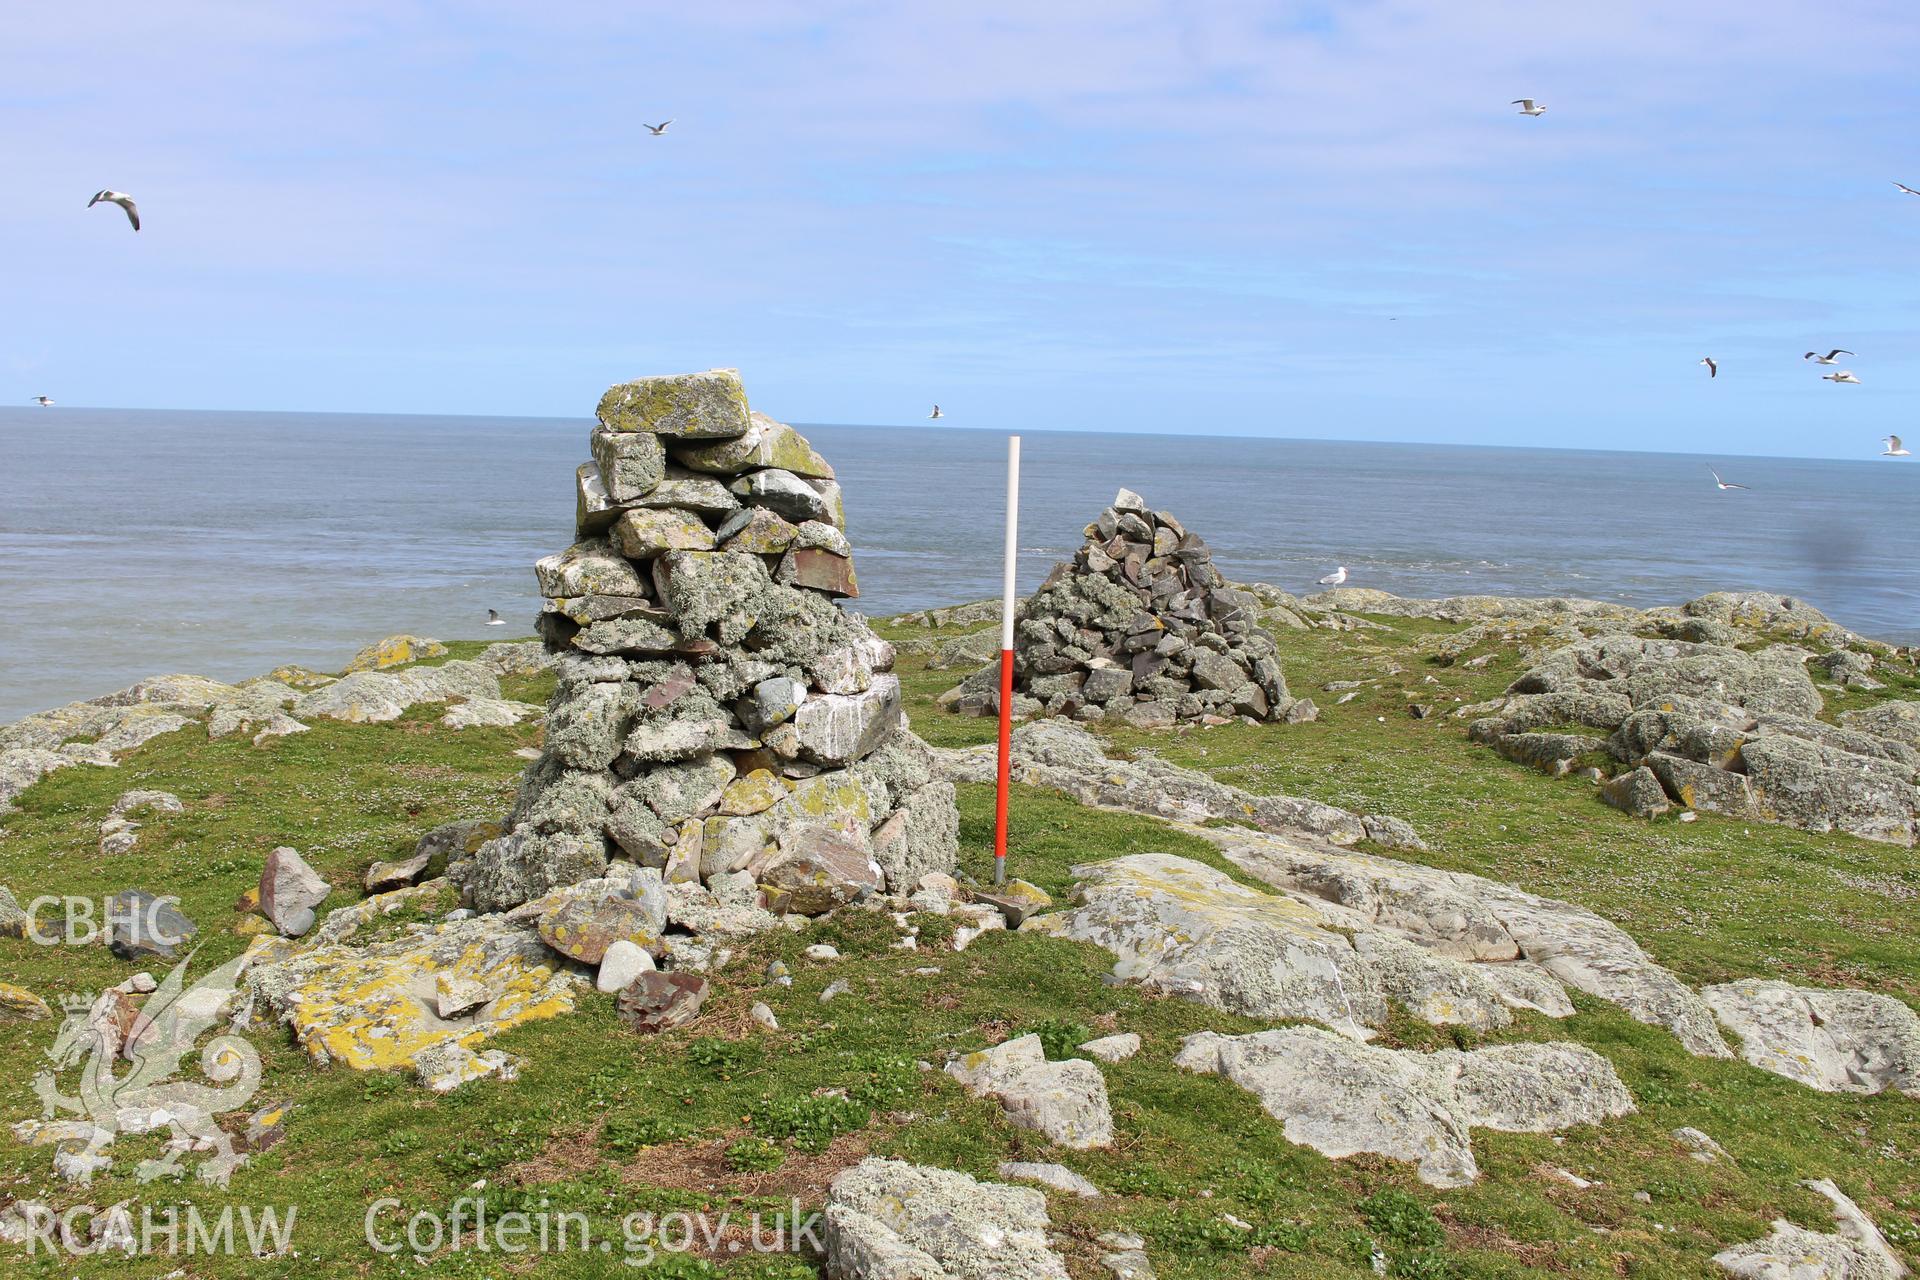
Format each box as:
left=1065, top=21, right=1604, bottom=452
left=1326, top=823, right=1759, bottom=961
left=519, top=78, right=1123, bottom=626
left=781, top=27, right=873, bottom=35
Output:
left=1176, top=1027, right=1634, bottom=1188
left=0, top=641, right=548, bottom=815
left=451, top=370, right=958, bottom=919
left=1027, top=840, right=1728, bottom=1057
left=938, top=718, right=1423, bottom=850
left=942, top=489, right=1293, bottom=725
left=1702, top=980, right=1920, bottom=1095
left=1470, top=631, right=1920, bottom=844
left=823, top=1158, right=1070, bottom=1280
left=1714, top=1179, right=1908, bottom=1279
left=1205, top=826, right=1729, bottom=1056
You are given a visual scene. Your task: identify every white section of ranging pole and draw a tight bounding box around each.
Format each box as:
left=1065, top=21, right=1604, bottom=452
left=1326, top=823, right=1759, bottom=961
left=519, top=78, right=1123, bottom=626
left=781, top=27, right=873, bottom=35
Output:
left=994, top=434, right=1021, bottom=886
left=1001, top=436, right=1021, bottom=650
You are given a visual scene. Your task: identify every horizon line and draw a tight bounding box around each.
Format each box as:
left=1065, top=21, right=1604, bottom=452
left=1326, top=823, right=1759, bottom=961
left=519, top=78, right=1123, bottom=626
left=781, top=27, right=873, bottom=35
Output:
left=0, top=401, right=1898, bottom=468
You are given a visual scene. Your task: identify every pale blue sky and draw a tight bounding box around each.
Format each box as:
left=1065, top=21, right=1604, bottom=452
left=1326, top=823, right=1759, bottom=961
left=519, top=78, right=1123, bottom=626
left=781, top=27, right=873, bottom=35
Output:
left=7, top=1, right=1920, bottom=456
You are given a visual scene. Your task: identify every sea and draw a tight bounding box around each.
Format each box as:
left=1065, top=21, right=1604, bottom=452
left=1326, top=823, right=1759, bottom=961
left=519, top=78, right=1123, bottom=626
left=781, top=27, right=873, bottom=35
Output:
left=2, top=406, right=1915, bottom=724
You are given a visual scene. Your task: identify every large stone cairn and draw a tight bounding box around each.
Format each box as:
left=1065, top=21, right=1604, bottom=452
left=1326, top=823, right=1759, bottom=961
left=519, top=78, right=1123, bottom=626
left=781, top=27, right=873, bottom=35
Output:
left=950, top=488, right=1293, bottom=726
left=453, top=369, right=959, bottom=915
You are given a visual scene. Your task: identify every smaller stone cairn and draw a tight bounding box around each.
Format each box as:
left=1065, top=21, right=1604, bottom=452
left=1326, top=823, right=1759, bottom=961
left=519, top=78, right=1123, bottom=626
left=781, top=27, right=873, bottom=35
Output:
left=453, top=369, right=959, bottom=919
left=946, top=488, right=1295, bottom=726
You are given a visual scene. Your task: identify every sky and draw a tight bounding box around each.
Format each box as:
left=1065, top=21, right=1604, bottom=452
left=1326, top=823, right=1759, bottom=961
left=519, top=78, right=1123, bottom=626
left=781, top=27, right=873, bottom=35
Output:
left=7, top=1, right=1920, bottom=457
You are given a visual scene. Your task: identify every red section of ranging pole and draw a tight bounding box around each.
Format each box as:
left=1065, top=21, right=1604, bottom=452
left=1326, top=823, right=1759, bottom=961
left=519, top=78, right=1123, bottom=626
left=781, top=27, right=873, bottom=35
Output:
left=995, top=646, right=1014, bottom=878
left=994, top=435, right=1021, bottom=886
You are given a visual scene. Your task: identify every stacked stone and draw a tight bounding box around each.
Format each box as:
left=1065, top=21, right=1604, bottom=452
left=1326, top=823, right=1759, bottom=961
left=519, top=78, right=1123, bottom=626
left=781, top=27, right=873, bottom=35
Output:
left=949, top=488, right=1294, bottom=727
left=454, top=369, right=958, bottom=917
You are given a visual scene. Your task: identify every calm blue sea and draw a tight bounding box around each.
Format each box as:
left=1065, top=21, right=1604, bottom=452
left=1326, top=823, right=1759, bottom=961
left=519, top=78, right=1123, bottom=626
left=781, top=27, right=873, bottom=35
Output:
left=1, top=407, right=1915, bottom=723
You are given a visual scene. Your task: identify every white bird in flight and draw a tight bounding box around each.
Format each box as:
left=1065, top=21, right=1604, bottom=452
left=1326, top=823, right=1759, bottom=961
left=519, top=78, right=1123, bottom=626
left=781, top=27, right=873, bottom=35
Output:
left=1884, top=435, right=1911, bottom=457
left=1511, top=99, right=1546, bottom=116
left=32, top=396, right=53, bottom=406
left=1709, top=467, right=1749, bottom=491
left=643, top=120, right=673, bottom=136
left=1895, top=182, right=1920, bottom=197
left=928, top=405, right=943, bottom=419
left=486, top=609, right=507, bottom=626
left=1804, top=349, right=1853, bottom=365
left=1699, top=357, right=1717, bottom=378
left=1823, top=371, right=1862, bottom=384
left=1318, top=566, right=1348, bottom=587
left=87, top=189, right=139, bottom=231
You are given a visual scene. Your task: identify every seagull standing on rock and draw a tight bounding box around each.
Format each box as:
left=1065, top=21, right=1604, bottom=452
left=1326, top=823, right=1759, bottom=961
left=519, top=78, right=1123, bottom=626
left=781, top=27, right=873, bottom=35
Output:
left=87, top=190, right=139, bottom=231
left=1804, top=349, right=1853, bottom=365
left=1511, top=99, right=1547, bottom=116
left=1699, top=357, right=1717, bottom=378
left=1823, top=371, right=1861, bottom=384
left=1318, top=566, right=1348, bottom=587
left=1884, top=435, right=1911, bottom=457
left=1709, top=468, right=1749, bottom=491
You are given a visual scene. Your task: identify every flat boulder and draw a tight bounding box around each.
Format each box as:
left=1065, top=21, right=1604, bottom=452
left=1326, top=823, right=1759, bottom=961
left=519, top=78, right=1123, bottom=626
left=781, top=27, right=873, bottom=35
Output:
left=824, top=1158, right=1070, bottom=1280
left=1702, top=980, right=1920, bottom=1095
left=1176, top=1027, right=1633, bottom=1188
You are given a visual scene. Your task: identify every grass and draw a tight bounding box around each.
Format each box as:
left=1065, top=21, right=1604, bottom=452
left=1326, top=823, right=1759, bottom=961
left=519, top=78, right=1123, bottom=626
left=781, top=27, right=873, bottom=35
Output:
left=0, top=612, right=1915, bottom=1277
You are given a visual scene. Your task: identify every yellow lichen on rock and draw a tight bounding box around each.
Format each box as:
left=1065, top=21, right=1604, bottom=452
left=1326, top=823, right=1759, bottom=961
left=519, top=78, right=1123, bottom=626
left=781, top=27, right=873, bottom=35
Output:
left=343, top=635, right=448, bottom=673
left=0, top=981, right=51, bottom=1020
left=246, top=915, right=579, bottom=1092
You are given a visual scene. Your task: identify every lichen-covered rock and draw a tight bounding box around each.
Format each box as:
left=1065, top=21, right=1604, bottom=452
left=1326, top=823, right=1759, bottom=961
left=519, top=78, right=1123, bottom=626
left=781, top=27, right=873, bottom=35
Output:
left=1702, top=980, right=1920, bottom=1095
left=1713, top=1178, right=1906, bottom=1280
left=597, top=368, right=751, bottom=439
left=0, top=982, right=51, bottom=1021
left=946, top=1034, right=1115, bottom=1148
left=245, top=913, right=577, bottom=1091
left=1175, top=1027, right=1634, bottom=1188
left=824, top=1158, right=1070, bottom=1280
left=344, top=634, right=447, bottom=673
left=292, top=660, right=500, bottom=725
left=938, top=718, right=1391, bottom=848
left=1602, top=765, right=1671, bottom=817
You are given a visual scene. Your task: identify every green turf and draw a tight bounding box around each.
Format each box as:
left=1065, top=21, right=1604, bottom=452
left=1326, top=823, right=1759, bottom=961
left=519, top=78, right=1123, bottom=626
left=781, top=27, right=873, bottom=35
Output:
left=0, top=614, right=1914, bottom=1277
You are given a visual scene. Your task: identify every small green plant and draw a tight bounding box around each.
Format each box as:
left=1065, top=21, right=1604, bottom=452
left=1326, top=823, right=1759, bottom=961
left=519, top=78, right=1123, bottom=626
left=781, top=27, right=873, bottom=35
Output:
left=749, top=1092, right=870, bottom=1152
left=1020, top=1017, right=1092, bottom=1060
left=686, top=1036, right=758, bottom=1077
left=847, top=1053, right=918, bottom=1108
left=603, top=1113, right=693, bottom=1155
left=1359, top=1189, right=1444, bottom=1250
left=724, top=1136, right=785, bottom=1174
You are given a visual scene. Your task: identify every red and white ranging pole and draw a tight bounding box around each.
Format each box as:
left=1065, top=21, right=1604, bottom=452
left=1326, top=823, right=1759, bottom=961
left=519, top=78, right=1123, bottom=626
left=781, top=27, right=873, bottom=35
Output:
left=994, top=435, right=1021, bottom=886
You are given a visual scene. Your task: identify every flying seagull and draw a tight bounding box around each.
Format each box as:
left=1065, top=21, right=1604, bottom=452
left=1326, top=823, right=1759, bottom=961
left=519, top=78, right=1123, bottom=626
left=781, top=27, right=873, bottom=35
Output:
left=643, top=120, right=673, bottom=136
left=1804, top=349, right=1854, bottom=364
left=1824, top=371, right=1862, bottom=384
left=928, top=405, right=943, bottom=419
left=1895, top=182, right=1920, bottom=196
left=486, top=609, right=507, bottom=626
left=1709, top=467, right=1749, bottom=491
left=32, top=396, right=53, bottom=406
left=87, top=190, right=139, bottom=231
left=1699, top=357, right=1717, bottom=378
left=1511, top=98, right=1546, bottom=116
left=1884, top=435, right=1911, bottom=457
left=1317, top=566, right=1348, bottom=587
